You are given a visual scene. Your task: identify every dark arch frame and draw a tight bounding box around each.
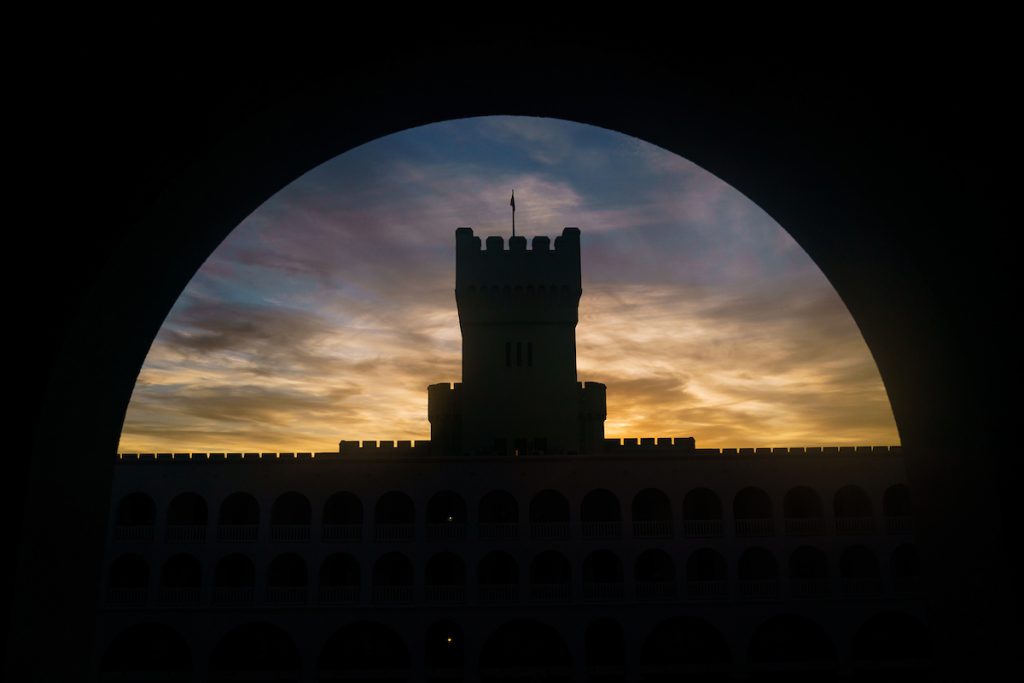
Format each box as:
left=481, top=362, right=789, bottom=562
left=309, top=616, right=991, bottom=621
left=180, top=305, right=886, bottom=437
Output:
left=15, top=41, right=1014, bottom=678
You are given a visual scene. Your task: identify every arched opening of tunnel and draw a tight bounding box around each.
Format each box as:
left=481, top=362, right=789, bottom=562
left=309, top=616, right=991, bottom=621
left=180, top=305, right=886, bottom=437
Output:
left=15, top=58, right=1014, bottom=681
left=116, top=116, right=900, bottom=455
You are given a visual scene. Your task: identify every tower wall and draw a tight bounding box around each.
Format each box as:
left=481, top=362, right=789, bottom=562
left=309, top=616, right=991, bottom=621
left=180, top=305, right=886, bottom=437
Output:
left=454, top=228, right=586, bottom=454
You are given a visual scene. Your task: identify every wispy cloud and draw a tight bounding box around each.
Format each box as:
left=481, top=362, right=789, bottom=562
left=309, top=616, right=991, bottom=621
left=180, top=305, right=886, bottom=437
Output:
left=118, top=116, right=899, bottom=453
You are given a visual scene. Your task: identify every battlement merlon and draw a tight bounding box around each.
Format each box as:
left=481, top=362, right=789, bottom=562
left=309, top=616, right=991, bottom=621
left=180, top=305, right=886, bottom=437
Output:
left=427, top=382, right=462, bottom=421
left=455, top=228, right=582, bottom=326
left=578, top=381, right=607, bottom=419
left=455, top=227, right=582, bottom=289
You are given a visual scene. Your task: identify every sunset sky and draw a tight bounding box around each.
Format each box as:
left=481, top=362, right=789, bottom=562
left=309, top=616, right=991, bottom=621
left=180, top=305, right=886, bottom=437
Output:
left=118, top=116, right=899, bottom=453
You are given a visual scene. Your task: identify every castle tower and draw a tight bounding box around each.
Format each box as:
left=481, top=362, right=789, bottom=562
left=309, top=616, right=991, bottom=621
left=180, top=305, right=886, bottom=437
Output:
left=428, top=227, right=606, bottom=455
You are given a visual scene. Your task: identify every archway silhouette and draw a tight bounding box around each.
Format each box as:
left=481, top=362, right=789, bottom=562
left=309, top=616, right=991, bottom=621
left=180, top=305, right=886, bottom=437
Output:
left=15, top=42, right=1014, bottom=680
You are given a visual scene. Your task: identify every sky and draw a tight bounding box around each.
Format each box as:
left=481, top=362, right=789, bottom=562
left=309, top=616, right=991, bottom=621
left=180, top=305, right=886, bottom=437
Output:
left=118, top=116, right=899, bottom=453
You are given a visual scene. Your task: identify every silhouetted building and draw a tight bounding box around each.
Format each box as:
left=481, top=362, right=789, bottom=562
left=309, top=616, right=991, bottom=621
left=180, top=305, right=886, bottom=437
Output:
left=97, top=228, right=929, bottom=682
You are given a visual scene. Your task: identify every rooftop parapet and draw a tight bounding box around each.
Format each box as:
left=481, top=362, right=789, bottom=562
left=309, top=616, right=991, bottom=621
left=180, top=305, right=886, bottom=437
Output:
left=114, top=444, right=902, bottom=463
left=455, top=227, right=581, bottom=290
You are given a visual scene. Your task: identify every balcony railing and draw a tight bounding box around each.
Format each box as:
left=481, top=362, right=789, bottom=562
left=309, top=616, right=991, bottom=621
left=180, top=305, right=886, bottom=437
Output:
left=633, top=520, right=672, bottom=538
left=683, top=519, right=723, bottom=538
left=790, top=578, right=830, bottom=598
left=372, top=585, right=413, bottom=604
left=426, top=523, right=466, bottom=540
left=425, top=585, right=466, bottom=603
left=319, top=585, right=360, bottom=604
left=157, top=586, right=200, bottom=606
left=270, top=524, right=310, bottom=542
left=842, top=577, right=883, bottom=596
left=105, top=587, right=147, bottom=606
left=886, top=516, right=913, bottom=534
left=322, top=524, right=362, bottom=542
left=784, top=517, right=825, bottom=536
left=835, top=517, right=876, bottom=535
left=529, top=583, right=570, bottom=602
left=212, top=586, right=254, bottom=605
left=478, top=584, right=519, bottom=603
left=583, top=581, right=624, bottom=601
left=266, top=586, right=307, bottom=604
left=735, top=518, right=774, bottom=537
left=113, top=525, right=154, bottom=543
left=530, top=522, right=570, bottom=540
left=686, top=580, right=728, bottom=600
left=479, top=523, right=519, bottom=540
left=636, top=581, right=675, bottom=601
left=165, top=525, right=206, bottom=543
left=218, top=524, right=258, bottom=542
left=581, top=521, right=621, bottom=538
left=737, top=579, right=779, bottom=600
left=374, top=524, right=414, bottom=541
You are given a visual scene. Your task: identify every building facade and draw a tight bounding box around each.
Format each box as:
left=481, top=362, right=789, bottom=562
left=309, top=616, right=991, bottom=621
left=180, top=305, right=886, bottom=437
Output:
left=96, top=229, right=929, bottom=682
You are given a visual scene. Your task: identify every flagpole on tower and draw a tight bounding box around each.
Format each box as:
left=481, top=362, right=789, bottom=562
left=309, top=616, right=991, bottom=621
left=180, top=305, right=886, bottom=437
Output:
left=510, top=190, right=516, bottom=238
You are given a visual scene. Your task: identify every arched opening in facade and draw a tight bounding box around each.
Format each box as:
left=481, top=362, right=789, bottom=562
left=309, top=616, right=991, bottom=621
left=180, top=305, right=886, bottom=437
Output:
left=158, top=554, right=201, bottom=605
left=529, top=550, right=571, bottom=602
left=478, top=551, right=519, bottom=603
left=426, top=619, right=465, bottom=683
left=640, top=617, right=730, bottom=682
left=479, top=490, right=519, bottom=539
left=747, top=614, right=836, bottom=681
left=165, top=492, right=207, bottom=542
left=685, top=548, right=728, bottom=600
left=270, top=491, right=311, bottom=542
left=213, top=553, right=255, bottom=605
left=105, top=553, right=148, bottom=605
left=682, top=488, right=723, bottom=538
left=834, top=485, right=875, bottom=534
left=631, top=488, right=672, bottom=538
left=783, top=486, right=824, bottom=536
left=374, top=491, right=415, bottom=541
left=883, top=484, right=913, bottom=534
left=581, top=489, right=621, bottom=538
left=530, top=490, right=570, bottom=539
left=737, top=547, right=779, bottom=599
left=218, top=492, right=259, bottom=542
left=788, top=546, right=830, bottom=598
left=480, top=619, right=572, bottom=683
left=323, top=491, right=363, bottom=541
left=582, top=549, right=624, bottom=601
left=320, top=552, right=360, bottom=604
left=209, top=622, right=300, bottom=683
left=635, top=548, right=676, bottom=601
left=318, top=621, right=410, bottom=683
left=586, top=618, right=625, bottom=678
left=425, top=551, right=467, bottom=603
left=840, top=545, right=882, bottom=596
left=372, top=552, right=414, bottom=604
left=266, top=553, right=307, bottom=603
left=426, top=491, right=467, bottom=539
left=99, top=622, right=191, bottom=683
left=113, top=492, right=156, bottom=542
left=733, top=487, right=773, bottom=537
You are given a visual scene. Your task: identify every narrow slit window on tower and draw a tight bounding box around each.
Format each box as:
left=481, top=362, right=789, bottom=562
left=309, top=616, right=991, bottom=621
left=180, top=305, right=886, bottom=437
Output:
left=505, top=342, right=511, bottom=368
left=516, top=342, right=522, bottom=367
left=528, top=342, right=533, bottom=367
